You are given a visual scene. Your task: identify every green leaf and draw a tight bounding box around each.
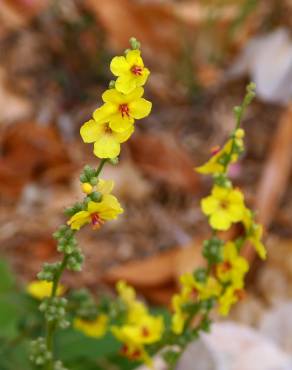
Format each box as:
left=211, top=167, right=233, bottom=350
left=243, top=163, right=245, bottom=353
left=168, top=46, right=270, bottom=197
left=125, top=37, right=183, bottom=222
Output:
left=57, top=329, right=120, bottom=361
left=0, top=260, right=15, bottom=293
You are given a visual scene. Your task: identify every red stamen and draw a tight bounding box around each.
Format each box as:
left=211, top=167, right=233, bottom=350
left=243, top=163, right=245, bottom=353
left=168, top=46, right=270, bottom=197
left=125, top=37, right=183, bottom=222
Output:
left=141, top=326, right=150, bottom=337
left=119, top=104, right=130, bottom=118
left=131, top=65, right=143, bottom=76
left=90, top=213, right=104, bottom=230
left=221, top=261, right=232, bottom=272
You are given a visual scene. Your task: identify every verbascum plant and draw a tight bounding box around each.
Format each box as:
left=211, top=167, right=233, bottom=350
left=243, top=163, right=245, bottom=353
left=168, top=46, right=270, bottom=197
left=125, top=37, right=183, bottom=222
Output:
left=28, top=38, right=266, bottom=370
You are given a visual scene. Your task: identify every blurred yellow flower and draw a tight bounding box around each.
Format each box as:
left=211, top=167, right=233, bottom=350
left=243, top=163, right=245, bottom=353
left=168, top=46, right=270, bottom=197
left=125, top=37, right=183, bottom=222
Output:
left=216, top=242, right=249, bottom=286
left=171, top=273, right=221, bottom=334
left=196, top=129, right=244, bottom=175
left=201, top=186, right=246, bottom=230
left=112, top=315, right=164, bottom=346
left=218, top=285, right=245, bottom=316
left=113, top=281, right=164, bottom=366
left=97, top=179, right=114, bottom=195
left=243, top=209, right=267, bottom=260
left=80, top=119, right=134, bottom=159
left=74, top=315, right=108, bottom=338
left=171, top=293, right=188, bottom=335
left=110, top=49, right=150, bottom=94
left=93, top=87, right=152, bottom=133
left=67, top=196, right=123, bottom=231
left=27, top=281, right=65, bottom=300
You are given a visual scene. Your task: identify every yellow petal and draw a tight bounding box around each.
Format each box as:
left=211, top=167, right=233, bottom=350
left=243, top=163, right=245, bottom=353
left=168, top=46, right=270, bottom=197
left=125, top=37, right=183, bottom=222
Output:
left=93, top=134, right=121, bottom=159
left=201, top=196, right=220, bottom=215
left=110, top=56, right=129, bottom=76
left=67, top=211, right=90, bottom=230
left=27, top=281, right=65, bottom=300
left=209, top=209, right=231, bottom=230
left=109, top=113, right=134, bottom=132
left=97, top=179, right=114, bottom=195
left=102, top=88, right=124, bottom=104
left=129, top=98, right=152, bottom=119
left=124, top=87, right=144, bottom=102
left=93, top=103, right=117, bottom=122
left=113, top=124, right=134, bottom=143
left=80, top=119, right=103, bottom=143
left=126, top=49, right=143, bottom=66
left=74, top=315, right=108, bottom=338
left=115, top=74, right=137, bottom=94
left=97, top=194, right=123, bottom=220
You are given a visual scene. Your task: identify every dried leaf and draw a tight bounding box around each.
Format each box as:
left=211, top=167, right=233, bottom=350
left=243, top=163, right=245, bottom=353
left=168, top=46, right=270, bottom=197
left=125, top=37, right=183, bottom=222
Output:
left=128, top=132, right=200, bottom=193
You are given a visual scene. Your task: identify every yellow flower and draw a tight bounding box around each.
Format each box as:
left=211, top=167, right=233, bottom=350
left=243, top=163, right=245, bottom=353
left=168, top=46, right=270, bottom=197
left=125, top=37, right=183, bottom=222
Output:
left=67, top=196, right=123, bottom=231
left=26, top=281, right=65, bottom=300
left=113, top=281, right=164, bottom=366
left=201, top=186, right=246, bottom=230
left=196, top=129, right=244, bottom=175
left=171, top=274, right=221, bottom=334
left=93, top=87, right=152, bottom=133
left=171, top=293, right=188, bottom=335
left=80, top=119, right=134, bottom=159
left=74, top=315, right=108, bottom=338
left=218, top=285, right=245, bottom=316
left=110, top=49, right=150, bottom=94
left=97, top=179, right=114, bottom=195
left=216, top=242, right=249, bottom=286
left=180, top=273, right=221, bottom=301
left=116, top=281, right=148, bottom=323
left=243, top=210, right=267, bottom=260
left=112, top=315, right=164, bottom=346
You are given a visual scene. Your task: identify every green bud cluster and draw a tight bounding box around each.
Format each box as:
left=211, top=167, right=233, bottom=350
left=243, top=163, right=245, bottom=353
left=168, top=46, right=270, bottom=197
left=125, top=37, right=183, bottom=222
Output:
left=64, top=202, right=84, bottom=217
left=37, top=262, right=61, bottom=282
left=85, top=191, right=102, bottom=203
left=66, top=248, right=84, bottom=271
left=54, top=227, right=77, bottom=255
left=54, top=360, right=68, bottom=370
left=29, top=337, right=52, bottom=366
left=53, top=225, right=84, bottom=271
left=70, top=289, right=98, bottom=320
left=80, top=165, right=99, bottom=185
left=39, top=297, right=69, bottom=329
left=203, top=237, right=224, bottom=264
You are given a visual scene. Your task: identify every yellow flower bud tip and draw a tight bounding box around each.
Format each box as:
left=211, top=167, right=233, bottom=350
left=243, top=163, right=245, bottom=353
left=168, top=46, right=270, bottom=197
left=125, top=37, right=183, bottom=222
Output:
left=26, top=281, right=65, bottom=300
left=81, top=182, right=93, bottom=194
left=235, top=128, right=245, bottom=139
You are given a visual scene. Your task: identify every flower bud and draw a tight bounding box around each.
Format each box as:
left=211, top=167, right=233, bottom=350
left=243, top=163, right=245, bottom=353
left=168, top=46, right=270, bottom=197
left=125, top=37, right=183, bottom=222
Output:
left=81, top=182, right=93, bottom=195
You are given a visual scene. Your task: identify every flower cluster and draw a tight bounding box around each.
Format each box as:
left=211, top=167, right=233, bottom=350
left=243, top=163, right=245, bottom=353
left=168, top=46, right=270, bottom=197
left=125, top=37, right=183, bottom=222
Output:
left=80, top=40, right=151, bottom=159
left=170, top=83, right=266, bottom=348
left=29, top=38, right=152, bottom=370
left=111, top=281, right=164, bottom=366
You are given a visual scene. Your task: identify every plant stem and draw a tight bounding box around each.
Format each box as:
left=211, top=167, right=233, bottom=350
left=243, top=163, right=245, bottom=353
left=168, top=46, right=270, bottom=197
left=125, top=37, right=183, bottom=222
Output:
left=45, top=254, right=69, bottom=370
left=44, top=159, right=108, bottom=370
left=96, top=159, right=107, bottom=177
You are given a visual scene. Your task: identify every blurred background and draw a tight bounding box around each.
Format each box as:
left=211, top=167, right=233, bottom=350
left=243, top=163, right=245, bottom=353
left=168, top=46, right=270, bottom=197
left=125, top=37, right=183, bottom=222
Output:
left=1, top=0, right=292, bottom=369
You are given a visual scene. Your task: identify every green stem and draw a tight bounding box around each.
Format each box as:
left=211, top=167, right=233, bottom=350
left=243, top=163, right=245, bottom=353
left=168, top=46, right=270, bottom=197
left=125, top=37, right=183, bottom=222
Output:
left=44, top=159, right=108, bottom=370
left=45, top=254, right=69, bottom=370
left=96, top=159, right=107, bottom=177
